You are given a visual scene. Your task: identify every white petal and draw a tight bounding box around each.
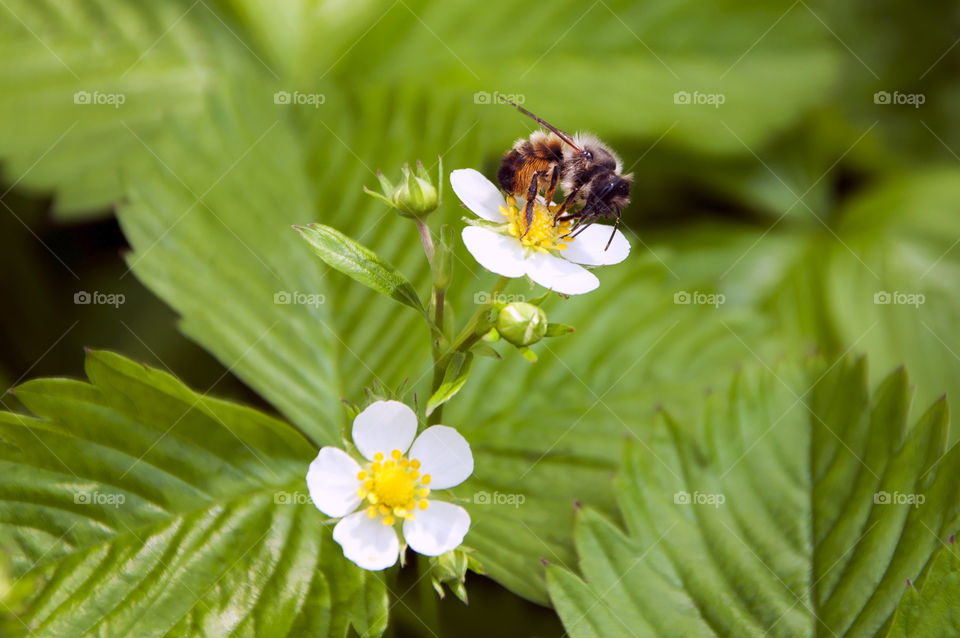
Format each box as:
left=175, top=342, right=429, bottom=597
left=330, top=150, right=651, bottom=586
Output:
left=408, top=425, right=474, bottom=489
left=524, top=251, right=599, bottom=295
left=562, top=225, right=630, bottom=266
left=305, top=447, right=362, bottom=518
left=462, top=227, right=526, bottom=278
left=450, top=169, right=506, bottom=222
left=333, top=511, right=400, bottom=571
left=403, top=501, right=471, bottom=556
left=352, top=400, right=418, bottom=461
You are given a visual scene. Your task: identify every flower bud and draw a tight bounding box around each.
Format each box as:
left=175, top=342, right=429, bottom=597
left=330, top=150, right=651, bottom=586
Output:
left=395, top=163, right=438, bottom=216
left=428, top=548, right=481, bottom=603
left=495, top=302, right=548, bottom=347
left=363, top=158, right=442, bottom=219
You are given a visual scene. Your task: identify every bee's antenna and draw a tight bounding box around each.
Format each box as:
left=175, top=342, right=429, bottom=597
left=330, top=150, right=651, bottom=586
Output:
left=503, top=99, right=584, bottom=154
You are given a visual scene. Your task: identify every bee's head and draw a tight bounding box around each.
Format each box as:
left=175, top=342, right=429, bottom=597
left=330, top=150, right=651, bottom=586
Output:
left=584, top=171, right=632, bottom=216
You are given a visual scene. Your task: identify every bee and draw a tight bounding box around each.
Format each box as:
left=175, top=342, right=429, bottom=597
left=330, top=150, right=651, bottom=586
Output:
left=497, top=100, right=632, bottom=249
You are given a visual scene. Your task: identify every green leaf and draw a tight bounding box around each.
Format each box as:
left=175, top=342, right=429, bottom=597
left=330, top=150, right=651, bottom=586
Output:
left=749, top=169, right=960, bottom=444
left=885, top=539, right=960, bottom=638
left=469, top=343, right=501, bottom=359
left=116, top=92, right=343, bottom=447
left=426, top=352, right=473, bottom=416
left=544, top=323, right=575, bottom=338
left=0, top=350, right=386, bottom=637
left=0, top=0, right=247, bottom=218
left=296, top=223, right=425, bottom=315
left=548, top=360, right=960, bottom=637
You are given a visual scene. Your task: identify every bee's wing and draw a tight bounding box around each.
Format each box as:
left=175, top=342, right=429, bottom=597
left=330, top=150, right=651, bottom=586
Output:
left=503, top=100, right=584, bottom=155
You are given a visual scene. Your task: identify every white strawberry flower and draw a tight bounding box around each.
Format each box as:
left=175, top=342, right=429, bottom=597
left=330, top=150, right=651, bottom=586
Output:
left=450, top=168, right=630, bottom=295
left=306, top=400, right=473, bottom=570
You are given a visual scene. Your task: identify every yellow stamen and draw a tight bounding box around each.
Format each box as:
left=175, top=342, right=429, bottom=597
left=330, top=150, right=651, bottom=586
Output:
left=355, top=448, right=434, bottom=526
left=502, top=197, right=573, bottom=252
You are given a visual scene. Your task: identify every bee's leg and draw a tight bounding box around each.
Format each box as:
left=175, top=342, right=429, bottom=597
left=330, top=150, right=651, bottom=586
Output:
left=521, top=172, right=541, bottom=238
left=604, top=211, right=621, bottom=251
left=553, top=187, right=581, bottom=225
left=567, top=216, right=597, bottom=239
left=544, top=165, right=560, bottom=203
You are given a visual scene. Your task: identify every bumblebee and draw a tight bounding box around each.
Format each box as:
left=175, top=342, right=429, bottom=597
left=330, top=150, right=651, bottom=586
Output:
left=497, top=101, right=632, bottom=249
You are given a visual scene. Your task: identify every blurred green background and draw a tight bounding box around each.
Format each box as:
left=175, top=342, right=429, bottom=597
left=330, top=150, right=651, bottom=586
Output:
left=2, top=0, right=960, bottom=636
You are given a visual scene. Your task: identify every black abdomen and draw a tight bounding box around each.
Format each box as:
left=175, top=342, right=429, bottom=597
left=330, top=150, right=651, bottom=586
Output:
left=498, top=149, right=526, bottom=193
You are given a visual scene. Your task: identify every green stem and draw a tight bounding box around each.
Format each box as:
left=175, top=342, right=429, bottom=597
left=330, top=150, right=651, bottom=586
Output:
left=434, top=288, right=445, bottom=336
left=427, top=276, right=509, bottom=424
left=449, top=276, right=509, bottom=352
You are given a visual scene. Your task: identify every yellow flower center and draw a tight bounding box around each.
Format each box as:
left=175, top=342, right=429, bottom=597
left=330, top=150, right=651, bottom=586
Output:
left=356, top=450, right=432, bottom=526
left=500, top=196, right=574, bottom=252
